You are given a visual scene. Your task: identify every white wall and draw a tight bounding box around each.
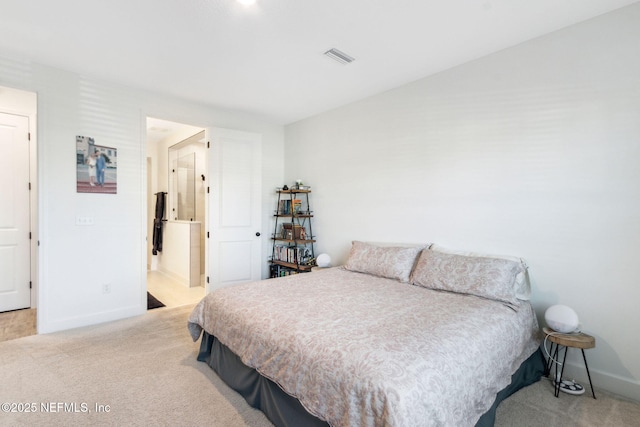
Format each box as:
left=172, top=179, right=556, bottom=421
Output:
left=285, top=5, right=640, bottom=400
left=0, top=54, right=284, bottom=334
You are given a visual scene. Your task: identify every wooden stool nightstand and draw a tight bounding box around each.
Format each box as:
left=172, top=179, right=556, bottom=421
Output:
left=543, top=327, right=596, bottom=399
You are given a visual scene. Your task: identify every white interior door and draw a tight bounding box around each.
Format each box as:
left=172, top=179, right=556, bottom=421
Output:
left=206, top=127, right=262, bottom=291
left=0, top=112, right=31, bottom=312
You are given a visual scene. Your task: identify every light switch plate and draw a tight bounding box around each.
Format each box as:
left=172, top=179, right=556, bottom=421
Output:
left=76, top=216, right=95, bottom=226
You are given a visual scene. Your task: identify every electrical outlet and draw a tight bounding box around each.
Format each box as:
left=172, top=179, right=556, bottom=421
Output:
left=102, top=283, right=111, bottom=294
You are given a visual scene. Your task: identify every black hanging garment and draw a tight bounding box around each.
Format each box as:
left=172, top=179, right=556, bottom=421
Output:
left=152, top=192, right=166, bottom=255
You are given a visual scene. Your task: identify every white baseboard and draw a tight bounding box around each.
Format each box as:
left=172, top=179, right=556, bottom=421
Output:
left=562, top=361, right=640, bottom=402
left=38, top=305, right=144, bottom=334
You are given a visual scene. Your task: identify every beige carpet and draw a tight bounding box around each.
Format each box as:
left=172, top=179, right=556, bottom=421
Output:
left=1, top=304, right=639, bottom=427
left=495, top=377, right=640, bottom=427
left=0, top=304, right=272, bottom=427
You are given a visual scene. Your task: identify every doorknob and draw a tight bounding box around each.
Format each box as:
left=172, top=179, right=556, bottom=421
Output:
left=255, top=232, right=261, bottom=237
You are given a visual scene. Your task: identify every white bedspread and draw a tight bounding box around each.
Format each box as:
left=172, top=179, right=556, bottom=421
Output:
left=188, top=267, right=540, bottom=427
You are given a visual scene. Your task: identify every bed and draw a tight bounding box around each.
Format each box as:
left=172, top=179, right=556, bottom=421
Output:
left=188, top=242, right=544, bottom=427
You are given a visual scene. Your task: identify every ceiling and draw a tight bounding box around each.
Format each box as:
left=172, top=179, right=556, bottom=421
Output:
left=146, top=117, right=204, bottom=145
left=0, top=0, right=637, bottom=125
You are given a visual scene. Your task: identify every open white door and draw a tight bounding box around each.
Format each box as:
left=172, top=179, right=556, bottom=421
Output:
left=206, top=127, right=262, bottom=292
left=0, top=112, right=31, bottom=312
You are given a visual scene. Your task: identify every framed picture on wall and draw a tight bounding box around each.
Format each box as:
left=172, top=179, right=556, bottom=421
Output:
left=76, top=135, right=117, bottom=194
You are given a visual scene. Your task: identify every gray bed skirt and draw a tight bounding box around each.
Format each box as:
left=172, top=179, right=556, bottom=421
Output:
left=197, top=332, right=545, bottom=427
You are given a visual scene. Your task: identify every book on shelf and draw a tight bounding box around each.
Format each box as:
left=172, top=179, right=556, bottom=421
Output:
left=272, top=245, right=313, bottom=265
left=278, top=199, right=303, bottom=215
left=292, top=199, right=302, bottom=214
left=278, top=200, right=291, bottom=215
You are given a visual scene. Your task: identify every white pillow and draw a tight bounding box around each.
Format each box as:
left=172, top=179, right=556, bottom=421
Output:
left=410, top=250, right=522, bottom=308
left=430, top=244, right=530, bottom=300
left=344, top=241, right=428, bottom=282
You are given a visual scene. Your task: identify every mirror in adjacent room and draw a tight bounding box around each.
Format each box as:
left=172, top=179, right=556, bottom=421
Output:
left=168, top=131, right=204, bottom=221
left=174, top=152, right=195, bottom=220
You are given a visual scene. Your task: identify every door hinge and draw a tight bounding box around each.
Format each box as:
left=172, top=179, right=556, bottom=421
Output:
left=29, top=232, right=32, bottom=239
left=28, top=132, right=31, bottom=141
left=207, top=186, right=210, bottom=194
left=29, top=281, right=32, bottom=289
left=29, top=182, right=31, bottom=190
left=207, top=141, right=210, bottom=149
left=207, top=231, right=210, bottom=238
left=206, top=276, right=210, bottom=283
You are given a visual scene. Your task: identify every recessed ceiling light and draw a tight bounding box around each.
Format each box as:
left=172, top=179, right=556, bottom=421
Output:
left=237, top=0, right=257, bottom=5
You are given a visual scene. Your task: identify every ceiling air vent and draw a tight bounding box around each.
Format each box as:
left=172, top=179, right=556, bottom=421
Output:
left=324, top=48, right=355, bottom=64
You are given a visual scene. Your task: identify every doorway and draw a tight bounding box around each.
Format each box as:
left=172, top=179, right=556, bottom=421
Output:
left=145, top=117, right=206, bottom=308
left=0, top=85, right=38, bottom=340
left=144, top=118, right=264, bottom=308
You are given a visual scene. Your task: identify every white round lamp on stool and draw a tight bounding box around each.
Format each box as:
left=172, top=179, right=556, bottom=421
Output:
left=544, top=304, right=592, bottom=397
left=545, top=304, right=580, bottom=333
left=316, top=253, right=331, bottom=268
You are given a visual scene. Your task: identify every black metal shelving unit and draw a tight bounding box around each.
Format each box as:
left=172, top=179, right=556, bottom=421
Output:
left=270, top=189, right=316, bottom=277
